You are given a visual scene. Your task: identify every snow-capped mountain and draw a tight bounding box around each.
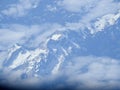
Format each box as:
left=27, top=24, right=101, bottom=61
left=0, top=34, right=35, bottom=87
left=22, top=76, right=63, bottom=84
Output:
left=2, top=11, right=120, bottom=81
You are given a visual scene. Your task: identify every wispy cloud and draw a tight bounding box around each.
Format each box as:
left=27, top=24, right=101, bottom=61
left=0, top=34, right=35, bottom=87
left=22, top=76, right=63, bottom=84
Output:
left=1, top=0, right=40, bottom=17
left=58, top=0, right=120, bottom=22
left=0, top=28, right=25, bottom=49
left=46, top=5, right=57, bottom=12
left=81, top=0, right=120, bottom=23
left=0, top=23, right=64, bottom=50
left=58, top=0, right=97, bottom=12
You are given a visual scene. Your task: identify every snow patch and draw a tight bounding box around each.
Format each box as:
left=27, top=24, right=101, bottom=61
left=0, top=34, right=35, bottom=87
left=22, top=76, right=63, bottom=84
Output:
left=51, top=34, right=62, bottom=41
left=62, top=47, right=68, bottom=56
left=95, top=13, right=120, bottom=30
left=89, top=11, right=120, bottom=34
left=9, top=51, right=30, bottom=69
left=72, top=42, right=80, bottom=48
left=53, top=48, right=57, bottom=52
left=52, top=55, right=64, bottom=74
left=9, top=47, right=48, bottom=71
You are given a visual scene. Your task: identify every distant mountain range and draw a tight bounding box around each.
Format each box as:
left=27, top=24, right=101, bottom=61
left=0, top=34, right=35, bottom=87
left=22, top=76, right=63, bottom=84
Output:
left=1, top=11, right=120, bottom=80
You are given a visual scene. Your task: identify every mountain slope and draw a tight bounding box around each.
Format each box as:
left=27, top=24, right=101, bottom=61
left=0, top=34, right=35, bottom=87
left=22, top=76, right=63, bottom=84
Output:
left=1, top=11, right=120, bottom=82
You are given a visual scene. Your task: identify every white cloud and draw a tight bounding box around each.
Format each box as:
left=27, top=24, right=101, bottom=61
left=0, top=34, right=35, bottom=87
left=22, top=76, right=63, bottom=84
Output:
left=1, top=0, right=40, bottom=17
left=58, top=0, right=120, bottom=23
left=0, top=51, right=7, bottom=69
left=2, top=56, right=120, bottom=89
left=81, top=0, right=120, bottom=23
left=46, top=5, right=57, bottom=12
left=0, top=24, right=39, bottom=50
left=0, top=29, right=25, bottom=49
left=60, top=56, right=120, bottom=89
left=58, top=0, right=97, bottom=12
left=0, top=23, right=64, bottom=50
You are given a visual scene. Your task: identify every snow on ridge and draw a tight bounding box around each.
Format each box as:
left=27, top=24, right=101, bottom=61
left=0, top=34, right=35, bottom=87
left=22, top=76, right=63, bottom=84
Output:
left=9, top=48, right=48, bottom=70
left=9, top=51, right=31, bottom=69
left=52, top=55, right=64, bottom=74
left=89, top=11, right=120, bottom=34
left=51, top=34, right=62, bottom=41
left=26, top=48, right=48, bottom=72
left=95, top=13, right=120, bottom=30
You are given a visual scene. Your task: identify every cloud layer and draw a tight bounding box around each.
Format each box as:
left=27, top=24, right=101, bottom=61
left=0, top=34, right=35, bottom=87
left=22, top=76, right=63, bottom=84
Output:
left=1, top=0, right=40, bottom=17
left=0, top=23, right=64, bottom=50
left=1, top=56, right=120, bottom=90
left=60, top=56, right=120, bottom=89
left=58, top=0, right=97, bottom=12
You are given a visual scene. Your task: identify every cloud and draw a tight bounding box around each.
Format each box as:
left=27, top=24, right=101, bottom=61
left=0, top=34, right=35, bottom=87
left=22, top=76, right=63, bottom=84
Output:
left=0, top=28, right=25, bottom=49
left=59, top=56, right=120, bottom=89
left=1, top=0, right=40, bottom=17
left=58, top=0, right=120, bottom=23
left=0, top=24, right=38, bottom=50
left=58, top=0, right=97, bottom=12
left=0, top=23, right=64, bottom=50
left=1, top=56, right=120, bottom=89
left=0, top=51, right=7, bottom=69
left=46, top=5, right=57, bottom=12
left=81, top=0, right=120, bottom=23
